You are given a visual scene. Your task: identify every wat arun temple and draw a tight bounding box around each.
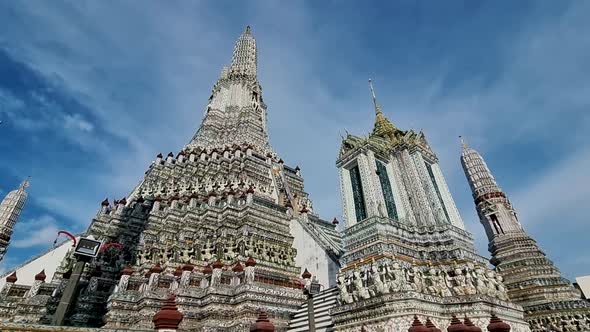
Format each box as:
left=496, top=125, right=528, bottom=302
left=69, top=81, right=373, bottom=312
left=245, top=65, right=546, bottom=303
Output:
left=1, top=27, right=589, bottom=332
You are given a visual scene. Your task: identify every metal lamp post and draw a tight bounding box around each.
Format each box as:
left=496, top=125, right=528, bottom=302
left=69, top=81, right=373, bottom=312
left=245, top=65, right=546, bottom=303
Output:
left=302, top=269, right=322, bottom=332
left=52, top=236, right=102, bottom=326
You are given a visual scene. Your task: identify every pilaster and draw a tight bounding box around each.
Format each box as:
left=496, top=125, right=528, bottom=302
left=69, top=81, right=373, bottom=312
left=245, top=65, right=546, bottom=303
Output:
left=357, top=153, right=380, bottom=219
left=431, top=163, right=465, bottom=229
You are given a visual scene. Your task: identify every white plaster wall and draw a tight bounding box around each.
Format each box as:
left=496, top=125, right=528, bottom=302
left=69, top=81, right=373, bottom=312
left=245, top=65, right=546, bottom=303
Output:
left=576, top=275, right=590, bottom=299
left=0, top=239, right=73, bottom=289
left=289, top=220, right=338, bottom=288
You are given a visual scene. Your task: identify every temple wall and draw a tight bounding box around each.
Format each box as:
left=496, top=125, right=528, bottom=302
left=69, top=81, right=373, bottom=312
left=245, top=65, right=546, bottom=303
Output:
left=0, top=239, right=73, bottom=289
left=290, top=220, right=338, bottom=288
left=0, top=322, right=152, bottom=331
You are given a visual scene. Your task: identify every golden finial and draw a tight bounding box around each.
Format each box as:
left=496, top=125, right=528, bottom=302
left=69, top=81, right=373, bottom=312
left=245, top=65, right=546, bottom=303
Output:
left=369, top=78, right=398, bottom=140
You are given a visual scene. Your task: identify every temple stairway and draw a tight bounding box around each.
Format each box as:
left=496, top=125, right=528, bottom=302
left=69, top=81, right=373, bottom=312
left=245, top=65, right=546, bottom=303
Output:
left=287, top=286, right=338, bottom=332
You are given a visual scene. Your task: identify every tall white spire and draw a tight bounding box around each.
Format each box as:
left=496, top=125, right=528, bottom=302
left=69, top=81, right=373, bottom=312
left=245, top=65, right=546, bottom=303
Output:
left=0, top=178, right=30, bottom=261
left=188, top=26, right=270, bottom=150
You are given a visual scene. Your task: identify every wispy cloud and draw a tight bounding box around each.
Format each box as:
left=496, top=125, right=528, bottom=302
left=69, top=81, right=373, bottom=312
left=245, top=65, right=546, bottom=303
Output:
left=12, top=214, right=60, bottom=248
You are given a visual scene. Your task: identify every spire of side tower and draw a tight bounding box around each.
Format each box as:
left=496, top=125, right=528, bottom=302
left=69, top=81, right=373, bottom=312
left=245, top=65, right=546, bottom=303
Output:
left=459, top=141, right=501, bottom=198
left=0, top=178, right=30, bottom=262
left=460, top=143, right=524, bottom=240
left=461, top=143, right=590, bottom=329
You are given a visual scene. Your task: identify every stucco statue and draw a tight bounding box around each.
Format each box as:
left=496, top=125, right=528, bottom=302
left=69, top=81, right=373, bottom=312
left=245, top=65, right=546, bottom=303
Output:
left=449, top=267, right=466, bottom=296
left=408, top=266, right=424, bottom=293
left=180, top=246, right=194, bottom=263
left=352, top=271, right=370, bottom=300
left=370, top=264, right=388, bottom=295
left=138, top=248, right=150, bottom=265
left=337, top=275, right=354, bottom=304
left=387, top=262, right=410, bottom=292
left=211, top=268, right=222, bottom=288
left=224, top=238, right=237, bottom=261
left=473, top=267, right=490, bottom=295
left=58, top=248, right=75, bottom=272
left=377, top=201, right=387, bottom=218
left=202, top=239, right=214, bottom=261
left=485, top=270, right=499, bottom=298
left=245, top=266, right=255, bottom=284
left=436, top=270, right=452, bottom=297
left=425, top=268, right=441, bottom=296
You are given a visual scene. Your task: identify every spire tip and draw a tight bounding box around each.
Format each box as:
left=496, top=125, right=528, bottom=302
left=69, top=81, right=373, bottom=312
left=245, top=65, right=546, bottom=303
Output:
left=459, top=136, right=468, bottom=150
left=368, top=78, right=380, bottom=114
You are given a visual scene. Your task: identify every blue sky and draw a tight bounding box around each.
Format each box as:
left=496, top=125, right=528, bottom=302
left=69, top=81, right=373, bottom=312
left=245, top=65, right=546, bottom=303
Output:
left=1, top=1, right=589, bottom=279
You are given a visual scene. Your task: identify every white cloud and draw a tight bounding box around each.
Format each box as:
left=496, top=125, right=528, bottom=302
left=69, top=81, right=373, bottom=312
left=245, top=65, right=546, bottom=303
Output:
left=12, top=214, right=60, bottom=248
left=513, top=147, right=590, bottom=227
left=63, top=113, right=94, bottom=132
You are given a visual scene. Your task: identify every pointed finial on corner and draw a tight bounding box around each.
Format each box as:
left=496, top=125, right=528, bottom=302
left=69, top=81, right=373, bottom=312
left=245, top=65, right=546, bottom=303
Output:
left=459, top=135, right=468, bottom=150
left=245, top=25, right=251, bottom=34
left=368, top=78, right=382, bottom=115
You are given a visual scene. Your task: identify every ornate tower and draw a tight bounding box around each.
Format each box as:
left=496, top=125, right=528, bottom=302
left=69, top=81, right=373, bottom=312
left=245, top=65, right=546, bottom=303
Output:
left=331, top=81, right=530, bottom=332
left=460, top=139, right=590, bottom=331
left=9, top=26, right=341, bottom=331
left=0, top=179, right=29, bottom=262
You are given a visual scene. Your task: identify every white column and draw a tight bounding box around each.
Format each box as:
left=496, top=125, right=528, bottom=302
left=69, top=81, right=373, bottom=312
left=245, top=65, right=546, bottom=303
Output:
left=411, top=152, right=442, bottom=226
left=339, top=167, right=356, bottom=228
left=391, top=155, right=417, bottom=225
left=400, top=150, right=431, bottom=226
left=357, top=153, right=379, bottom=218
left=385, top=160, right=406, bottom=221
left=366, top=150, right=388, bottom=218
left=431, top=163, right=465, bottom=230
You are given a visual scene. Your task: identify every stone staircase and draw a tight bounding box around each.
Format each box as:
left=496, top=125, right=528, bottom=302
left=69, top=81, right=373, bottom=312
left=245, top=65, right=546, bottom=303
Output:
left=287, top=286, right=338, bottom=332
